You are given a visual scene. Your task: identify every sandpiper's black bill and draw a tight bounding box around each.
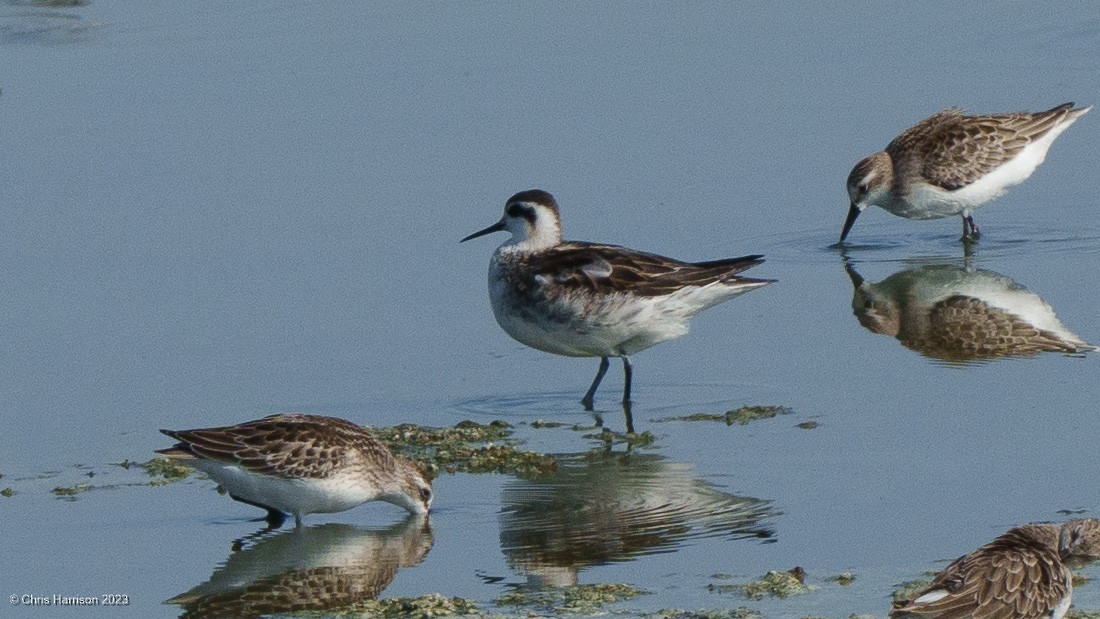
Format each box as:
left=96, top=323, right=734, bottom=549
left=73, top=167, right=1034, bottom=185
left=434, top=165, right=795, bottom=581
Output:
left=461, top=220, right=505, bottom=242
left=839, top=202, right=861, bottom=242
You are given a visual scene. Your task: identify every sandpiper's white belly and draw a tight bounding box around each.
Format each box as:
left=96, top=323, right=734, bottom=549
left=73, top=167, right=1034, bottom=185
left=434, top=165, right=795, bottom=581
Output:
left=190, top=459, right=370, bottom=516
left=895, top=125, right=1069, bottom=220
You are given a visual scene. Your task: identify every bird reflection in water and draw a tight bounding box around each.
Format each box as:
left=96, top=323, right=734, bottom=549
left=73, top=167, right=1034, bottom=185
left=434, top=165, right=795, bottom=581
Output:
left=498, top=452, right=776, bottom=588
left=846, top=261, right=1093, bottom=363
left=166, top=516, right=432, bottom=619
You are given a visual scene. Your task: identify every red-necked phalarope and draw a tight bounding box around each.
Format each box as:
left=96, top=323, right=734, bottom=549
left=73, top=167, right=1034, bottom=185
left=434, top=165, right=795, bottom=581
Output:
left=462, top=190, right=773, bottom=422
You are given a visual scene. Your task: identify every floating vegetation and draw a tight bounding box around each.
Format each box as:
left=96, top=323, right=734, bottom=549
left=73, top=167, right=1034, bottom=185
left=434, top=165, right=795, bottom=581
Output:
left=51, top=482, right=93, bottom=498
left=497, top=583, right=649, bottom=614
left=529, top=419, right=568, bottom=429
left=582, top=427, right=656, bottom=450
left=1073, top=571, right=1091, bottom=586
left=140, top=457, right=192, bottom=485
left=829, top=572, right=855, bottom=586
left=709, top=568, right=814, bottom=600
left=336, top=593, right=480, bottom=618
left=1, top=487, right=13, bottom=497
left=797, top=420, right=819, bottom=430
left=376, top=421, right=557, bottom=480
left=656, top=405, right=792, bottom=426
left=1068, top=610, right=1100, bottom=619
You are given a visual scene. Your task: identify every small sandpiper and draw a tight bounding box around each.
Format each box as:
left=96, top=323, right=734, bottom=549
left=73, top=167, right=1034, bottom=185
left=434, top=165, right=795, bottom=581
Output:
left=462, top=189, right=773, bottom=427
left=156, top=413, right=433, bottom=527
left=842, top=103, right=1091, bottom=242
left=891, top=519, right=1100, bottom=619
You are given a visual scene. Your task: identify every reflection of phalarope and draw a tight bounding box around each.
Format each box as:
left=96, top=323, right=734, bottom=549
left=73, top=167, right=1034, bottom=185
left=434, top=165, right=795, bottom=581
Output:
left=846, top=262, right=1093, bottom=363
left=157, top=414, right=433, bottom=527
left=842, top=103, right=1091, bottom=242
left=167, top=518, right=433, bottom=618
left=498, top=452, right=774, bottom=588
left=891, top=519, right=1100, bottom=619
left=462, top=190, right=773, bottom=424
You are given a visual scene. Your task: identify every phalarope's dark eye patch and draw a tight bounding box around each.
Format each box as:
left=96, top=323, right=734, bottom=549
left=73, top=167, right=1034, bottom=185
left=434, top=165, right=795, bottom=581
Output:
left=506, top=202, right=536, bottom=224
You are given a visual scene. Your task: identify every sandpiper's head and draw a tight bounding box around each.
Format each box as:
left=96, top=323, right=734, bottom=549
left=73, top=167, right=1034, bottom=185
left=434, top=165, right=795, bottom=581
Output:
left=385, top=458, right=434, bottom=515
left=841, top=152, right=893, bottom=242
left=1060, top=518, right=1100, bottom=560
left=461, top=189, right=563, bottom=250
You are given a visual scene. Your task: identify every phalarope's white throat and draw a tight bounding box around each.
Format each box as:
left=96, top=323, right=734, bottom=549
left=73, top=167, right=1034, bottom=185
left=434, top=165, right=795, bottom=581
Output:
left=843, top=103, right=1091, bottom=242
left=891, top=519, right=1100, bottom=619
left=157, top=413, right=432, bottom=527
left=462, top=189, right=773, bottom=427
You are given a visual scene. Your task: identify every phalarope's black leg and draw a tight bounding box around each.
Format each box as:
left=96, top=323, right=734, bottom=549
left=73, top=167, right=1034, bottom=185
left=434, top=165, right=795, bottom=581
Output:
left=581, top=357, right=610, bottom=410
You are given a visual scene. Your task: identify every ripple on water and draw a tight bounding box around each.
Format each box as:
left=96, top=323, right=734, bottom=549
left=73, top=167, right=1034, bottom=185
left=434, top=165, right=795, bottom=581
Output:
left=758, top=220, right=1100, bottom=267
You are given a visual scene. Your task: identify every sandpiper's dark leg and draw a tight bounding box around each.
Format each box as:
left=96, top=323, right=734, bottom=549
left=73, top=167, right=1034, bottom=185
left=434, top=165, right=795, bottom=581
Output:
left=962, top=214, right=980, bottom=241
left=230, top=493, right=286, bottom=528
left=294, top=513, right=303, bottom=528
left=581, top=357, right=610, bottom=410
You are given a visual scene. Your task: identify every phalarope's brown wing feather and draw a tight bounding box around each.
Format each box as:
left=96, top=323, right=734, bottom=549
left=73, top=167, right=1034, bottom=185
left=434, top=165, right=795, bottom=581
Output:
left=158, top=414, right=394, bottom=479
left=523, top=242, right=768, bottom=298
left=889, top=103, right=1080, bottom=191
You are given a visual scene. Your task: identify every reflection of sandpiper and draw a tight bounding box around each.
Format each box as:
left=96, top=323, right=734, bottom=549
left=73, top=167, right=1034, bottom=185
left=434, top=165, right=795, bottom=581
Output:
left=498, top=452, right=775, bottom=588
left=156, top=414, right=433, bottom=527
left=166, top=517, right=433, bottom=619
left=846, top=262, right=1093, bottom=363
left=891, top=518, right=1100, bottom=619
left=462, top=189, right=772, bottom=431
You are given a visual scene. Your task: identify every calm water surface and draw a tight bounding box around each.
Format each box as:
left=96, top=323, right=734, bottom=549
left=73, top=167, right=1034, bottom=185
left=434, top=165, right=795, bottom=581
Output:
left=3, top=2, right=1100, bottom=617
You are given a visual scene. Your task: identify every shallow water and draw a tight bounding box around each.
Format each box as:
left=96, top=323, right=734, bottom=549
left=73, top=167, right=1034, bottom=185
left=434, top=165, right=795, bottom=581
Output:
left=3, top=2, right=1100, bottom=617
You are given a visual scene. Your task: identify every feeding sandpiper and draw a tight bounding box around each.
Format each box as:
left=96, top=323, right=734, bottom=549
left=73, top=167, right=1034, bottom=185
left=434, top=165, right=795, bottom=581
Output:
left=462, top=189, right=773, bottom=429
left=891, top=519, right=1100, bottom=619
left=842, top=103, right=1091, bottom=242
left=156, top=413, right=433, bottom=527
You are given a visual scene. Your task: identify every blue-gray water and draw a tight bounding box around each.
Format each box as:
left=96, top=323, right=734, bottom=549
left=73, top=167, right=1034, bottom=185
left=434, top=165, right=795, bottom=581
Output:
left=3, top=2, right=1099, bottom=617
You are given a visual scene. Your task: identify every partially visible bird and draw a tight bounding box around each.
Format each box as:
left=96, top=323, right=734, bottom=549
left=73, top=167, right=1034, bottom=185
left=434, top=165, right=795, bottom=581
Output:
left=891, top=519, right=1100, bottom=619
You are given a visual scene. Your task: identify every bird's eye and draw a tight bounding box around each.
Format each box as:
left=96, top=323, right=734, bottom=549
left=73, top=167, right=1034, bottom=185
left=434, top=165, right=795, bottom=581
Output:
left=506, top=203, right=536, bottom=222
left=858, top=183, right=868, bottom=194
left=419, top=487, right=432, bottom=503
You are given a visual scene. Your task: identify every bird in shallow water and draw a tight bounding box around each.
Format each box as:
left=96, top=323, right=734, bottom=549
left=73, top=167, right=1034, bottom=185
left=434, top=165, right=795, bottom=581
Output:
left=156, top=413, right=433, bottom=527
left=842, top=102, right=1091, bottom=243
left=890, top=518, right=1100, bottom=619
left=462, top=189, right=773, bottom=430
